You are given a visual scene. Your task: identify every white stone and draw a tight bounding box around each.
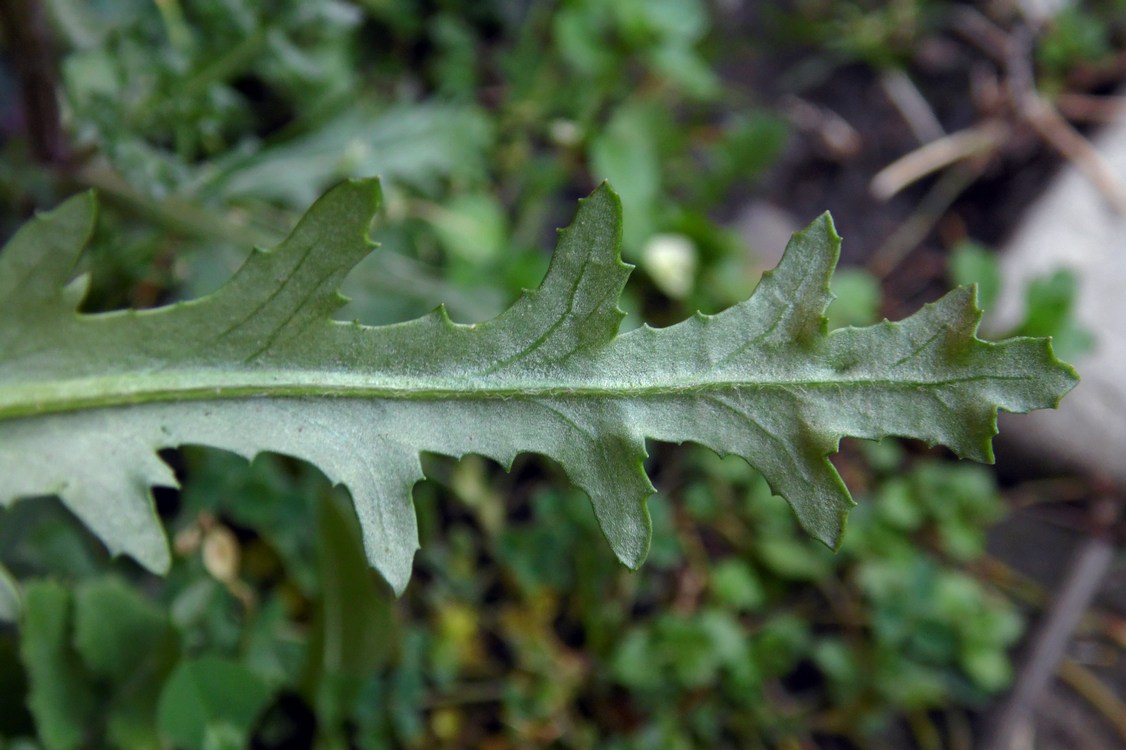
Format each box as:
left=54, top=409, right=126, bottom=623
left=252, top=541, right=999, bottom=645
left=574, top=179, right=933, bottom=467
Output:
left=992, top=100, right=1126, bottom=481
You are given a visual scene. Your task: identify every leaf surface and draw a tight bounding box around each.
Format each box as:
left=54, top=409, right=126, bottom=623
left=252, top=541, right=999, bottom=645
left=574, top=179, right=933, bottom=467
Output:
left=156, top=656, right=272, bottom=749
left=0, top=180, right=1077, bottom=592
left=19, top=581, right=96, bottom=750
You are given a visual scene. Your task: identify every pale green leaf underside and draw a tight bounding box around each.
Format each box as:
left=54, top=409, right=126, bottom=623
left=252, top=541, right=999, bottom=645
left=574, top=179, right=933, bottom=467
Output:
left=0, top=180, right=1077, bottom=593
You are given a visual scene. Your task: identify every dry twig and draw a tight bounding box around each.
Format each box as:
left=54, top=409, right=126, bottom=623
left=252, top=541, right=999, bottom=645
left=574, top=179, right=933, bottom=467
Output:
left=870, top=121, right=1007, bottom=200
left=1058, top=658, right=1126, bottom=746
left=879, top=69, right=946, bottom=144
left=983, top=499, right=1120, bottom=750
left=869, top=5, right=1126, bottom=276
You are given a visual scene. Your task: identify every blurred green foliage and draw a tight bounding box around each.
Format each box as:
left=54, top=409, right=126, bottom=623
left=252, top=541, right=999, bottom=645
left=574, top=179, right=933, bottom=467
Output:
left=778, top=0, right=939, bottom=70
left=0, top=0, right=1098, bottom=746
left=0, top=440, right=1024, bottom=748
left=950, top=240, right=1094, bottom=362
left=1035, top=0, right=1126, bottom=88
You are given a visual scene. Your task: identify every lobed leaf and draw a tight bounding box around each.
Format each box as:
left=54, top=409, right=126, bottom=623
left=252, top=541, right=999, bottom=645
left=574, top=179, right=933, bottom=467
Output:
left=0, top=181, right=1077, bottom=593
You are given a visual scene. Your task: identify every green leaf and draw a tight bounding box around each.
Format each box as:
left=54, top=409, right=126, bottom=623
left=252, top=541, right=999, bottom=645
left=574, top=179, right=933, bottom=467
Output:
left=72, top=577, right=177, bottom=681
left=72, top=577, right=180, bottom=748
left=827, top=267, right=881, bottom=329
left=708, top=559, right=765, bottom=612
left=18, top=576, right=180, bottom=749
left=211, top=104, right=493, bottom=206
left=1014, top=269, right=1094, bottom=362
left=303, top=492, right=394, bottom=728
left=588, top=104, right=660, bottom=250
left=426, top=192, right=509, bottom=265
left=156, top=656, right=272, bottom=750
left=0, top=180, right=1077, bottom=593
left=19, top=581, right=97, bottom=750
left=949, top=241, right=1001, bottom=311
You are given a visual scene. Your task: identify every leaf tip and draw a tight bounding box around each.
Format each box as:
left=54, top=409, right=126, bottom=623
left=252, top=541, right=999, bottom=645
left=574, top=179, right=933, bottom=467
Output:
left=39, top=188, right=98, bottom=225
left=384, top=560, right=417, bottom=598
left=311, top=176, right=383, bottom=240
left=813, top=210, right=841, bottom=244
left=590, top=179, right=621, bottom=202
left=1039, top=336, right=1081, bottom=401
left=1, top=190, right=100, bottom=292
left=121, top=532, right=172, bottom=577
left=342, top=175, right=383, bottom=202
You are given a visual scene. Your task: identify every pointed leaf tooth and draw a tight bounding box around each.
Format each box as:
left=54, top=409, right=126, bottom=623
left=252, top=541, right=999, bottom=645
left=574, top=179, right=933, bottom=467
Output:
left=636, top=391, right=854, bottom=549
left=484, top=183, right=629, bottom=372
left=984, top=336, right=1079, bottom=412
left=345, top=445, right=424, bottom=597
left=563, top=427, right=654, bottom=570
left=746, top=211, right=839, bottom=347
left=198, top=179, right=382, bottom=358
left=0, top=192, right=96, bottom=310
left=60, top=274, right=93, bottom=313
left=636, top=211, right=841, bottom=376
left=0, top=418, right=174, bottom=573
left=145, top=397, right=423, bottom=593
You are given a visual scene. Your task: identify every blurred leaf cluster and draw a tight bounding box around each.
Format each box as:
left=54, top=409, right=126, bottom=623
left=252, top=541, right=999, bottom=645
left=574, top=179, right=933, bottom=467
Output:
left=0, top=442, right=1023, bottom=748
left=773, top=0, right=1126, bottom=77
left=950, top=241, right=1094, bottom=362
left=1034, top=0, right=1126, bottom=88
left=0, top=0, right=1070, bottom=747
left=775, top=0, right=940, bottom=70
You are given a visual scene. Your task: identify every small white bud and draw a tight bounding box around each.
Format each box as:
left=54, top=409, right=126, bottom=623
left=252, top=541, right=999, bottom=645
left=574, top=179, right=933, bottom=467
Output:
left=643, top=233, right=697, bottom=299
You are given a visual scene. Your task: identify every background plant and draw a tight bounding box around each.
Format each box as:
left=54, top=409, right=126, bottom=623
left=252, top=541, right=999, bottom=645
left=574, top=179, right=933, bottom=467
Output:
left=0, top=1, right=1113, bottom=748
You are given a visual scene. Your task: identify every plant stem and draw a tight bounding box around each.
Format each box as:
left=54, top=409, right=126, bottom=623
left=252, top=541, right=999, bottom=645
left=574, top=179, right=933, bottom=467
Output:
left=0, top=0, right=67, bottom=164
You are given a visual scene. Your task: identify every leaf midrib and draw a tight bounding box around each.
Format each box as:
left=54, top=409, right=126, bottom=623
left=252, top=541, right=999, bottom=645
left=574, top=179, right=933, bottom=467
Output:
left=0, top=369, right=1029, bottom=421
